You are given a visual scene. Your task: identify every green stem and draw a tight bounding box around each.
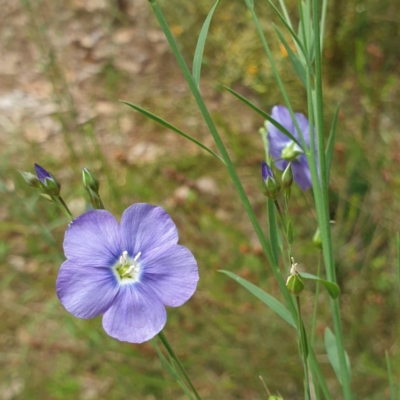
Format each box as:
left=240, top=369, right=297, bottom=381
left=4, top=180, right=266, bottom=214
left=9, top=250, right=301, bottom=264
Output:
left=149, top=0, right=296, bottom=317
left=311, top=253, right=321, bottom=346
left=158, top=331, right=201, bottom=400
left=311, top=0, right=352, bottom=397
left=54, top=196, right=73, bottom=220
left=296, top=296, right=311, bottom=400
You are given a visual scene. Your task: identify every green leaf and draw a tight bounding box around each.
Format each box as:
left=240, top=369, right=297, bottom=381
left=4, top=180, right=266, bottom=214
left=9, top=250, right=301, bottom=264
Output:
left=385, top=351, right=396, bottom=400
left=324, top=328, right=351, bottom=385
left=121, top=100, right=224, bottom=164
left=219, top=270, right=296, bottom=328
left=222, top=86, right=303, bottom=149
left=264, top=0, right=308, bottom=62
left=325, top=104, right=340, bottom=182
left=273, top=25, right=307, bottom=87
left=192, top=0, right=220, bottom=88
left=299, top=272, right=340, bottom=299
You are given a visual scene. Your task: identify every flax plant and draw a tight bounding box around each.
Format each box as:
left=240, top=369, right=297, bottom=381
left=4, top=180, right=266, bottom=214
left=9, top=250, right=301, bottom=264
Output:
left=121, top=0, right=352, bottom=398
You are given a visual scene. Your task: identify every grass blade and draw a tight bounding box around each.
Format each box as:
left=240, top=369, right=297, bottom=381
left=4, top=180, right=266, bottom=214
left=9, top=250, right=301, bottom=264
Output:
left=192, top=0, right=220, bottom=88
left=324, top=327, right=351, bottom=385
left=121, top=100, right=224, bottom=164
left=385, top=351, right=396, bottom=400
left=222, top=86, right=302, bottom=148
left=273, top=25, right=307, bottom=87
left=219, top=270, right=296, bottom=328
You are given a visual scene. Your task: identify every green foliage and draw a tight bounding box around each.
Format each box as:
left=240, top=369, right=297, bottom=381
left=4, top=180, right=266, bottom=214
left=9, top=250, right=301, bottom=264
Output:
left=2, top=0, right=400, bottom=399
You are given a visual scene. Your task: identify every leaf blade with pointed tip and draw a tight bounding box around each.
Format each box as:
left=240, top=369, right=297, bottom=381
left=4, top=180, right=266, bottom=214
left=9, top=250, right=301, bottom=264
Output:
left=299, top=272, right=340, bottom=299
left=324, top=327, right=351, bottom=385
left=274, top=25, right=307, bottom=87
left=222, top=86, right=302, bottom=149
left=219, top=270, right=296, bottom=328
left=121, top=100, right=224, bottom=164
left=192, top=0, right=220, bottom=88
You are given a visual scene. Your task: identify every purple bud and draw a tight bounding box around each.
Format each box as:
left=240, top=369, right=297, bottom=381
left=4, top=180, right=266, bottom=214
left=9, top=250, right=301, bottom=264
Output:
left=34, top=163, right=52, bottom=184
left=34, top=163, right=61, bottom=196
left=261, top=161, right=280, bottom=200
left=261, top=161, right=274, bottom=182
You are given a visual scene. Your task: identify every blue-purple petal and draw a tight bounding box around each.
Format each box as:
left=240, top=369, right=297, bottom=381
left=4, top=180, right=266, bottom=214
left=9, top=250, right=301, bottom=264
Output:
left=294, top=112, right=310, bottom=145
left=34, top=163, right=51, bottom=183
left=120, top=203, right=178, bottom=255
left=102, top=283, right=167, bottom=343
left=141, top=244, right=199, bottom=307
left=57, top=260, right=119, bottom=319
left=64, top=210, right=122, bottom=268
left=292, top=157, right=312, bottom=191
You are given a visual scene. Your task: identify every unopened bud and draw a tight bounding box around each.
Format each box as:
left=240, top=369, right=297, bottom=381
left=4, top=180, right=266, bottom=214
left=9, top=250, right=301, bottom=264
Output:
left=261, top=161, right=280, bottom=200
left=34, top=163, right=61, bottom=197
left=286, top=262, right=304, bottom=296
left=312, top=227, right=322, bottom=249
left=82, top=168, right=100, bottom=193
left=282, top=163, right=293, bottom=190
left=19, top=171, right=41, bottom=188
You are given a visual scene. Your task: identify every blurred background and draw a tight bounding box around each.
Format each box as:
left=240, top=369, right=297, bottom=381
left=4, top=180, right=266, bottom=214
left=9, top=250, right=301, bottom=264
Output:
left=1, top=0, right=400, bottom=399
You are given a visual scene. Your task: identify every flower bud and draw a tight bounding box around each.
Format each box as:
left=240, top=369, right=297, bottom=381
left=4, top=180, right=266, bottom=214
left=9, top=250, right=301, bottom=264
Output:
left=286, top=263, right=304, bottom=296
left=282, top=163, right=293, bottom=190
left=34, top=163, right=61, bottom=197
left=82, top=168, right=100, bottom=193
left=261, top=161, right=280, bottom=200
left=312, top=227, right=322, bottom=249
left=19, top=171, right=41, bottom=188
left=82, top=168, right=104, bottom=209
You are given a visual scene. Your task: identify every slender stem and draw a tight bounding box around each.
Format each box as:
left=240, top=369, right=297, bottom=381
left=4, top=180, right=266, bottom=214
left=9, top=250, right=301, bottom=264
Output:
left=311, top=0, right=352, bottom=397
left=296, top=296, right=311, bottom=400
left=149, top=0, right=296, bottom=318
left=54, top=196, right=73, bottom=220
left=158, top=331, right=201, bottom=400
left=311, top=253, right=321, bottom=346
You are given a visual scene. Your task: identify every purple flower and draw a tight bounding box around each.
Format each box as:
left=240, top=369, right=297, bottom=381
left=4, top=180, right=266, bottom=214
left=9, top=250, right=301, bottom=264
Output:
left=267, top=105, right=313, bottom=191
left=56, top=203, right=199, bottom=343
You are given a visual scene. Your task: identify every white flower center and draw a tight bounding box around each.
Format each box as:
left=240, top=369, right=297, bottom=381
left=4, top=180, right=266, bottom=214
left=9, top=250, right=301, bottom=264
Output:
left=115, top=250, right=142, bottom=284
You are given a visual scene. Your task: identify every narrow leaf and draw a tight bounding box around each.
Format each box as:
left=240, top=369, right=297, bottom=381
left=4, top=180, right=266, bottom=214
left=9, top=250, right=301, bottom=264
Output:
left=325, top=104, right=340, bottom=182
left=265, top=0, right=308, bottom=62
left=385, top=351, right=396, bottom=400
left=219, top=270, right=296, bottom=328
left=192, top=0, right=220, bottom=88
left=299, top=272, right=340, bottom=299
left=273, top=25, right=307, bottom=87
left=324, top=327, right=351, bottom=385
left=222, top=86, right=302, bottom=148
left=121, top=100, right=224, bottom=164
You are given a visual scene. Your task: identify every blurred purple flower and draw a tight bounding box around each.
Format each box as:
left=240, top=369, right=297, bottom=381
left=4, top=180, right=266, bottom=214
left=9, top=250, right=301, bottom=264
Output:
left=57, top=203, right=199, bottom=343
left=267, top=106, right=313, bottom=191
